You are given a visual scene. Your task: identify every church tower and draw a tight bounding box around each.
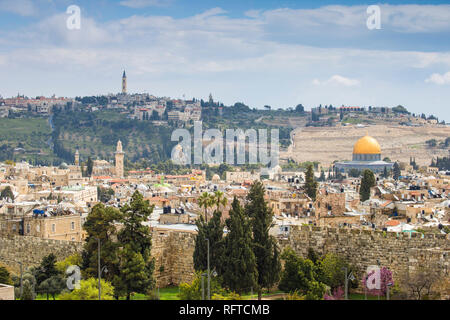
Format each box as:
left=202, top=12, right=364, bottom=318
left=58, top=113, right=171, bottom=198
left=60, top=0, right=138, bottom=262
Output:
left=122, top=70, right=127, bottom=95
left=115, top=140, right=125, bottom=178
left=74, top=149, right=80, bottom=166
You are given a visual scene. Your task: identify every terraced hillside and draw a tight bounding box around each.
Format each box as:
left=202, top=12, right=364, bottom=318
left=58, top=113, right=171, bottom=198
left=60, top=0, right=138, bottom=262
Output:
left=284, top=124, right=450, bottom=167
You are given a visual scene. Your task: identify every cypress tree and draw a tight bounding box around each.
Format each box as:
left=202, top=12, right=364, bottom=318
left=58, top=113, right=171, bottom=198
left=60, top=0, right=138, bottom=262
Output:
left=383, top=166, right=389, bottom=179
left=360, top=169, right=375, bottom=202
left=193, top=210, right=224, bottom=273
left=222, top=197, right=258, bottom=294
left=86, top=156, right=93, bottom=177
left=305, top=164, right=318, bottom=201
left=81, top=203, right=120, bottom=286
left=0, top=186, right=14, bottom=201
left=246, top=181, right=281, bottom=300
left=393, top=162, right=401, bottom=180
left=117, top=191, right=155, bottom=299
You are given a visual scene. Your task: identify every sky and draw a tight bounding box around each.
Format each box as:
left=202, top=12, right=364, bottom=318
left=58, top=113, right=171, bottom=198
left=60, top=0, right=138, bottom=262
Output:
left=0, top=0, right=450, bottom=121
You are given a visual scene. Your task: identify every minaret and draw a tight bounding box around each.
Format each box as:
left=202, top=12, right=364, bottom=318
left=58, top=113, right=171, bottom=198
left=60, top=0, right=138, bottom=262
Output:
left=74, top=149, right=80, bottom=166
left=115, top=140, right=125, bottom=178
left=122, top=70, right=127, bottom=95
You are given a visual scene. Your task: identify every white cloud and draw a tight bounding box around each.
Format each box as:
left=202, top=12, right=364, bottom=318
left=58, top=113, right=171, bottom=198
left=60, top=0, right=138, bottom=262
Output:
left=0, top=0, right=36, bottom=16
left=119, top=0, right=171, bottom=8
left=313, top=75, right=361, bottom=87
left=1, top=5, right=450, bottom=120
left=425, top=72, right=450, bottom=85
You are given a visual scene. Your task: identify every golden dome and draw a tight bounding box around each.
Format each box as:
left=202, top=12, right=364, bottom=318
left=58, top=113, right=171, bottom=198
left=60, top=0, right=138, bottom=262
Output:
left=353, top=135, right=381, bottom=154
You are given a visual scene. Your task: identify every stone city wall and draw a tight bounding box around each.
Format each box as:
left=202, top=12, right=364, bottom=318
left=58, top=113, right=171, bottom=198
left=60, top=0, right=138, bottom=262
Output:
left=279, top=225, right=450, bottom=297
left=1, top=226, right=448, bottom=297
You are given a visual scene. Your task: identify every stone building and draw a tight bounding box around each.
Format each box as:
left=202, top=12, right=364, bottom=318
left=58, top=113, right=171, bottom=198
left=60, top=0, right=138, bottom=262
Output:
left=0, top=284, right=14, bottom=300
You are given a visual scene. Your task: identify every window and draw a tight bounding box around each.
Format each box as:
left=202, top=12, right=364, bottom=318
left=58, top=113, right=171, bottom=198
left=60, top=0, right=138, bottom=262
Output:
left=26, top=224, right=30, bottom=234
left=71, top=221, right=75, bottom=230
left=52, top=224, right=56, bottom=233
left=36, top=225, right=40, bottom=233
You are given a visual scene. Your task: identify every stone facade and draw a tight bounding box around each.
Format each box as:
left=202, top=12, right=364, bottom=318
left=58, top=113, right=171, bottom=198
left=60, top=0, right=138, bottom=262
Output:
left=0, top=284, right=14, bottom=300
left=0, top=235, right=83, bottom=274
left=151, top=230, right=196, bottom=287
left=0, top=215, right=84, bottom=242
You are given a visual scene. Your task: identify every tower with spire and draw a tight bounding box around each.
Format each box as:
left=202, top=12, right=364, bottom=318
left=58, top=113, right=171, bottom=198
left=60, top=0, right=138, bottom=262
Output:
left=74, top=149, right=80, bottom=166
left=115, top=140, right=125, bottom=178
left=122, top=70, right=127, bottom=95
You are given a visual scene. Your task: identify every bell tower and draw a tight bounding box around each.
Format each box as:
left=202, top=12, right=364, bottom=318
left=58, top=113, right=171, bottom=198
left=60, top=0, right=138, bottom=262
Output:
left=115, top=140, right=125, bottom=178
left=74, top=149, right=80, bottom=166
left=122, top=70, right=127, bottom=95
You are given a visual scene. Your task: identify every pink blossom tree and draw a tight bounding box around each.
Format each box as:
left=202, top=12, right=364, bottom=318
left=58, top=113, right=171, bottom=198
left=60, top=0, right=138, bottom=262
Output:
left=362, top=267, right=393, bottom=296
left=324, top=286, right=344, bottom=300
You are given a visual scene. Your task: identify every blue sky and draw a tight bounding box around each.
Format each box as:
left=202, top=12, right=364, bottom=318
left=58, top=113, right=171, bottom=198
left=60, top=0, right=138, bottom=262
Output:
left=0, top=0, right=450, bottom=120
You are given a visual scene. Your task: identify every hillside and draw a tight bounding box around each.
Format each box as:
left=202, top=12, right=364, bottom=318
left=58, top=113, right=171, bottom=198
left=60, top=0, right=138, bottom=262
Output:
left=285, top=124, right=450, bottom=167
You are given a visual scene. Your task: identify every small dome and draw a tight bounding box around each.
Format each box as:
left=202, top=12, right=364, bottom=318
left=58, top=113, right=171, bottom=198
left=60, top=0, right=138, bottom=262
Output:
left=59, top=162, right=68, bottom=169
left=353, top=135, right=381, bottom=155
left=212, top=174, right=221, bottom=182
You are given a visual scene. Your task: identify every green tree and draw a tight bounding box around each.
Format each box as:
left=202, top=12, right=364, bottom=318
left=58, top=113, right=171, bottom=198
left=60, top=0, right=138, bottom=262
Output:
left=382, top=166, right=390, bottom=179
left=246, top=181, right=281, bottom=300
left=59, top=278, right=114, bottom=300
left=318, top=253, right=351, bottom=291
left=0, top=266, right=12, bottom=285
left=212, top=190, right=228, bottom=212
left=295, top=104, right=305, bottom=113
left=392, top=105, right=409, bottom=114
left=15, top=270, right=37, bottom=300
left=305, top=280, right=326, bottom=300
left=222, top=197, right=257, bottom=294
left=37, top=275, right=65, bottom=300
left=178, top=272, right=224, bottom=300
left=359, top=169, right=375, bottom=202
left=35, top=254, right=58, bottom=285
left=86, top=156, right=93, bottom=177
left=56, top=254, right=82, bottom=275
left=198, top=192, right=214, bottom=223
left=348, top=168, right=361, bottom=178
left=81, top=203, right=121, bottom=288
left=34, top=253, right=61, bottom=300
left=0, top=186, right=14, bottom=201
left=116, top=191, right=155, bottom=299
left=279, top=248, right=318, bottom=294
left=393, top=162, right=401, bottom=181
left=305, top=164, right=318, bottom=201
left=193, top=210, right=224, bottom=274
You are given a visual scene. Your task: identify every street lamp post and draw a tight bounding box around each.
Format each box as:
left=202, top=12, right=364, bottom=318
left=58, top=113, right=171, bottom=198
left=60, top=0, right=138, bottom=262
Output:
left=19, top=262, right=23, bottom=299
left=98, top=238, right=101, bottom=300
left=201, top=273, right=207, bottom=300
left=386, top=283, right=393, bottom=300
left=206, top=238, right=210, bottom=300
left=343, top=267, right=348, bottom=300
left=96, top=238, right=108, bottom=300
left=342, top=267, right=355, bottom=300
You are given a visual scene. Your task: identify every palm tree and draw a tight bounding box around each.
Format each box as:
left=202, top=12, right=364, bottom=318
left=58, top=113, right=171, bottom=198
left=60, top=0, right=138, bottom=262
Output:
left=198, top=192, right=214, bottom=223
left=213, top=190, right=228, bottom=212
